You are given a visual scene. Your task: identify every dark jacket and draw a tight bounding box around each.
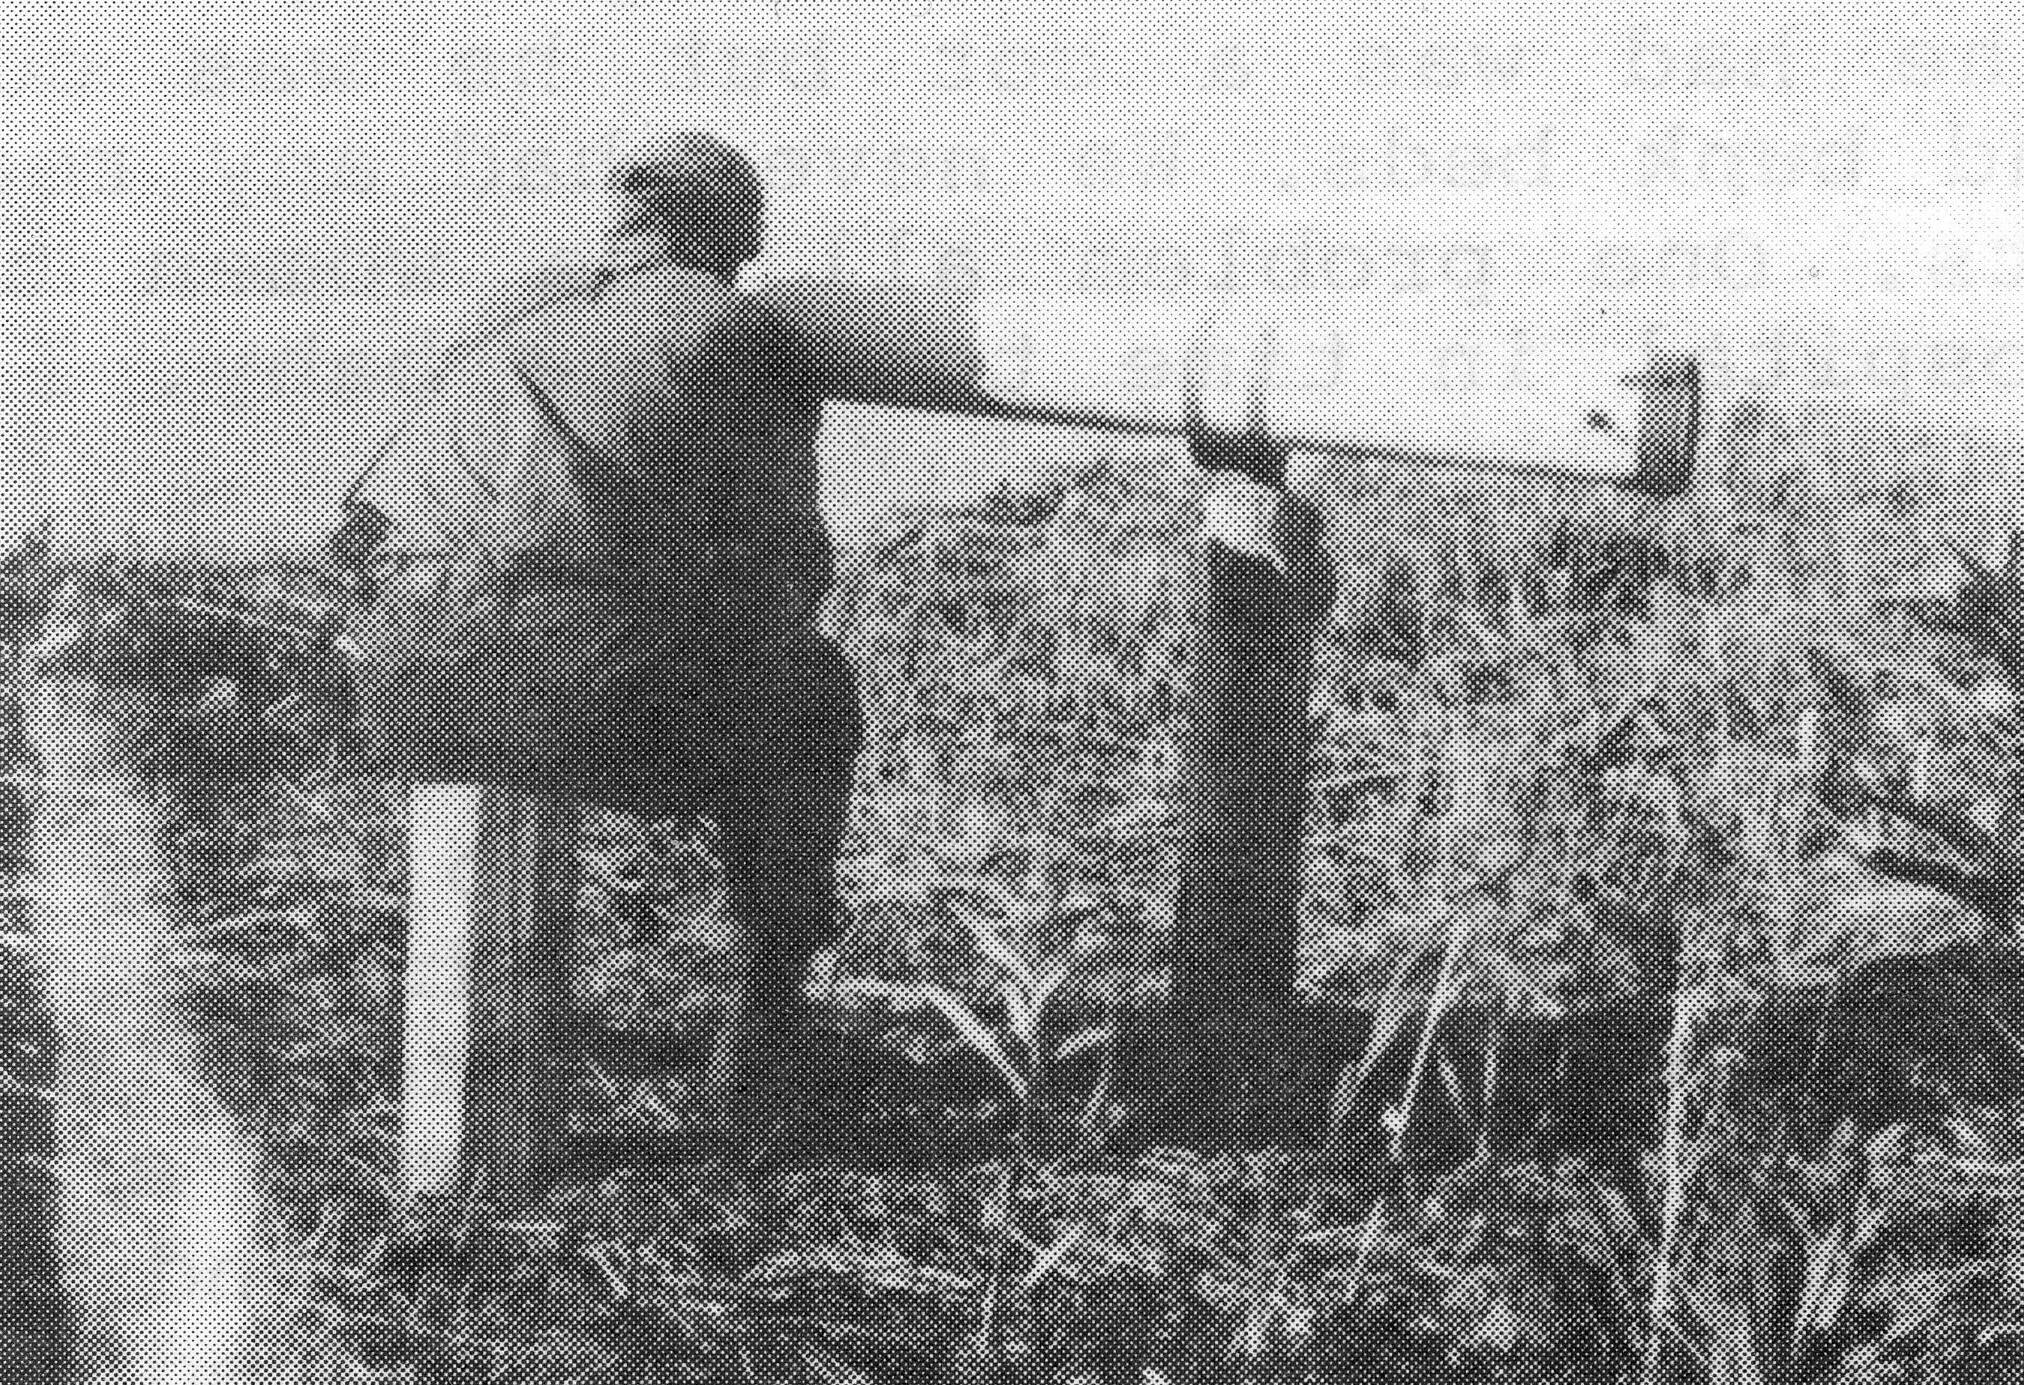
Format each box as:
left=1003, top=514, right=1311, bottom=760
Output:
left=353, top=252, right=831, bottom=630
left=335, top=252, right=834, bottom=788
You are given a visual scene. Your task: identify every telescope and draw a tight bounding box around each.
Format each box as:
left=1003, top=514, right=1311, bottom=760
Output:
left=29, top=262, right=1708, bottom=1197
left=25, top=252, right=1716, bottom=1200
left=390, top=271, right=1700, bottom=1198
left=748, top=274, right=1699, bottom=498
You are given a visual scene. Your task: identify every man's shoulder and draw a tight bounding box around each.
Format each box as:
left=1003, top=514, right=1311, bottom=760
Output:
left=500, top=261, right=766, bottom=365
left=457, top=264, right=608, bottom=348
left=437, top=258, right=819, bottom=414
left=717, top=283, right=821, bottom=393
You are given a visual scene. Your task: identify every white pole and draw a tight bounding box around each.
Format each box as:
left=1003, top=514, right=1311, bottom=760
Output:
left=399, top=782, right=483, bottom=1201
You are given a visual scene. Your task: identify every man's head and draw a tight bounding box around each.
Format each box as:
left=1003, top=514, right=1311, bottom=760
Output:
left=607, top=133, right=765, bottom=284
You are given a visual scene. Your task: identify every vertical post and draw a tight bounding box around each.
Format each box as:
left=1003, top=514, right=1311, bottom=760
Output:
left=1149, top=432, right=1336, bottom=1149
left=401, top=783, right=575, bottom=1209
left=401, top=784, right=479, bottom=1203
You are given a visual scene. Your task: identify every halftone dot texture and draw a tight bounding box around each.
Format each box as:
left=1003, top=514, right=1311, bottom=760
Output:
left=27, top=76, right=2024, bottom=1382
left=608, top=131, right=766, bottom=270
left=0, top=692, right=69, bottom=1385
left=23, top=674, right=314, bottom=1385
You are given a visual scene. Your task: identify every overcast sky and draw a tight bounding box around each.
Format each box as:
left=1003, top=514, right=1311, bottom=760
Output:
left=7, top=1, right=2024, bottom=555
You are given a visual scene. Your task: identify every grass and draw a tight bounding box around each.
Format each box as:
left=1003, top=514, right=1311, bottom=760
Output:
left=0, top=796, right=70, bottom=1385
left=25, top=418, right=2024, bottom=1383
left=0, top=541, right=79, bottom=1385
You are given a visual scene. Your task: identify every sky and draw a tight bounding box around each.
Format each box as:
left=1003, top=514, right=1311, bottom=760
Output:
left=5, top=1, right=2024, bottom=556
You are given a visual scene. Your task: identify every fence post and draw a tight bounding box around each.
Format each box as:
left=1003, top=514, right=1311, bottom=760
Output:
left=400, top=783, right=576, bottom=1209
left=1143, top=433, right=1336, bottom=1150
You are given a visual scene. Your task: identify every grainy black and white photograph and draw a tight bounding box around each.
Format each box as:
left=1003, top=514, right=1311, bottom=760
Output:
left=4, top=5, right=2024, bottom=1382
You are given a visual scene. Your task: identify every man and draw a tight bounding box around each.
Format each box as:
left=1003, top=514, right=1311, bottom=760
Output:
left=332, top=133, right=862, bottom=1130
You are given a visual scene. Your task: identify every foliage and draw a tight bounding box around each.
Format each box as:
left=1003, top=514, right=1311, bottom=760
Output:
left=0, top=742, right=70, bottom=1384
left=31, top=434, right=2024, bottom=1384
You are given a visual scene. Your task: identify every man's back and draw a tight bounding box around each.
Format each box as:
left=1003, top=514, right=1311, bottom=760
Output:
left=354, top=256, right=831, bottom=629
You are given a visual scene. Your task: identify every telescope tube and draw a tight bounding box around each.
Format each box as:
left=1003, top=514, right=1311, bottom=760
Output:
left=748, top=275, right=1699, bottom=497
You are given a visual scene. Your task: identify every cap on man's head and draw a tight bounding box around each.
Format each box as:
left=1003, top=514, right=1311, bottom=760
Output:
left=608, top=132, right=765, bottom=270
